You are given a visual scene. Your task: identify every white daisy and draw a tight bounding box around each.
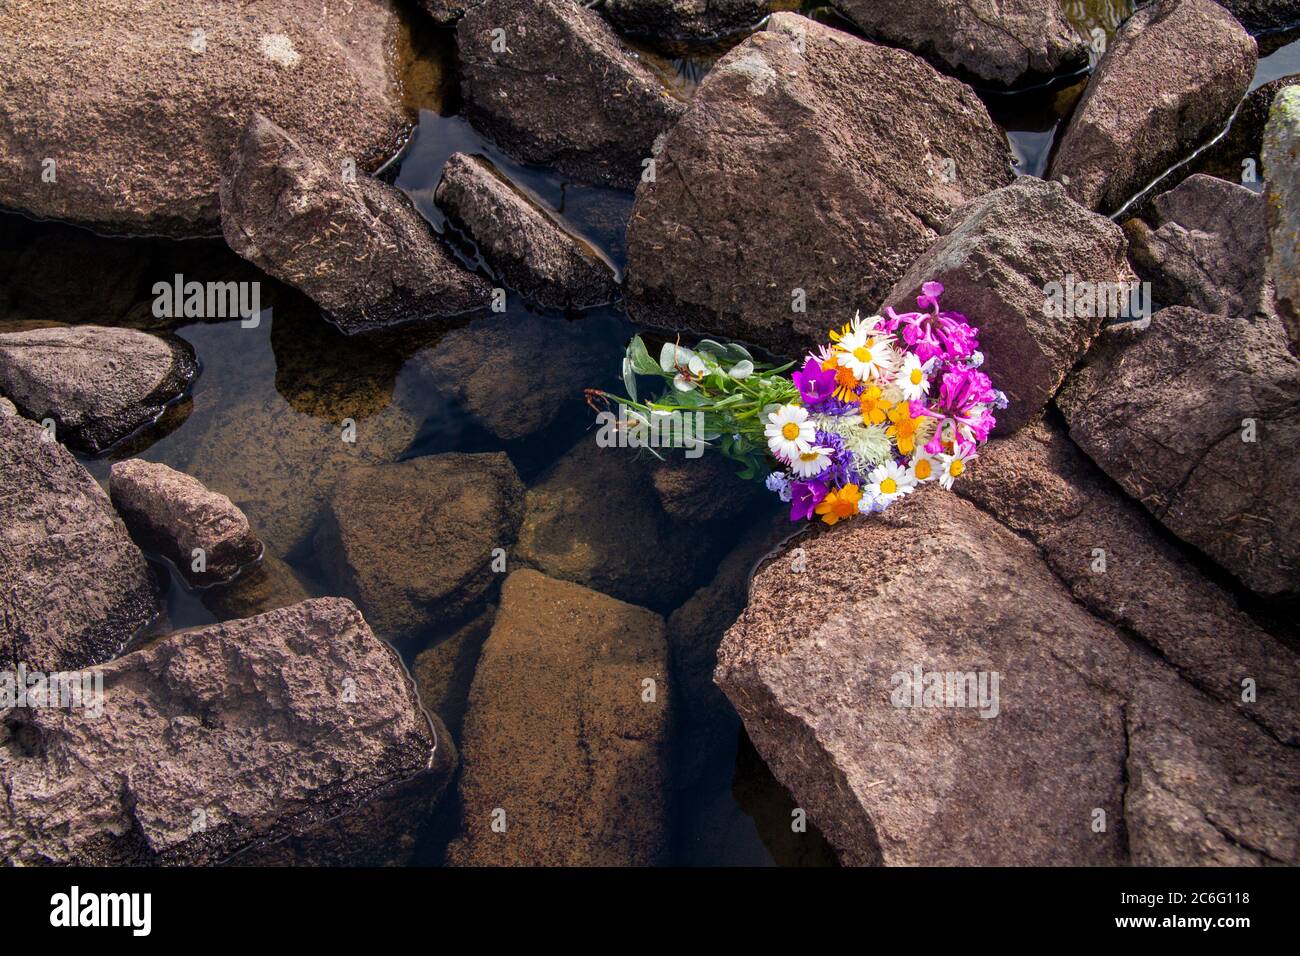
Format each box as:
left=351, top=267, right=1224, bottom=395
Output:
left=937, top=444, right=978, bottom=489
left=908, top=448, right=940, bottom=484
left=764, top=404, right=814, bottom=461
left=898, top=352, right=931, bottom=402
left=864, top=460, right=916, bottom=507
left=790, top=445, right=834, bottom=478
left=834, top=315, right=899, bottom=383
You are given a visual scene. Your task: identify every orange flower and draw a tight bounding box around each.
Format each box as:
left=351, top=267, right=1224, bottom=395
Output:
left=886, top=404, right=925, bottom=456
left=859, top=385, right=893, bottom=426
left=830, top=365, right=859, bottom=403
left=814, top=484, right=862, bottom=526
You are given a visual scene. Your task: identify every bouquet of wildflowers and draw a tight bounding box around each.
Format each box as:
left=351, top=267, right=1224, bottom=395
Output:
left=589, top=282, right=1005, bottom=524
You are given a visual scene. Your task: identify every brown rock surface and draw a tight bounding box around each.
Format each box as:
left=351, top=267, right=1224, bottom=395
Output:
left=412, top=606, right=496, bottom=741
left=604, top=0, right=771, bottom=41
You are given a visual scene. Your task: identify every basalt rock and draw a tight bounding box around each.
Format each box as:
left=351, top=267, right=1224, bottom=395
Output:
left=1264, top=85, right=1300, bottom=351
left=1049, top=0, right=1257, bottom=214
left=1216, top=0, right=1300, bottom=31
left=604, top=0, right=771, bottom=42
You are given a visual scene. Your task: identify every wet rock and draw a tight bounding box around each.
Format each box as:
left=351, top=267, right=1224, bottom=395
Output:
left=109, top=459, right=263, bottom=587
left=1049, top=0, right=1257, bottom=214
left=1058, top=308, right=1300, bottom=600
left=516, top=434, right=728, bottom=611
left=604, top=0, right=771, bottom=42
left=717, top=488, right=1299, bottom=864
left=316, top=453, right=525, bottom=642
left=435, top=152, right=618, bottom=309
left=412, top=605, right=496, bottom=740
left=1183, top=74, right=1300, bottom=191
left=1216, top=0, right=1300, bottom=31
left=1124, top=174, right=1269, bottom=317
left=881, top=178, right=1131, bottom=434
left=221, top=114, right=490, bottom=335
left=410, top=312, right=624, bottom=441
left=957, top=416, right=1300, bottom=744
left=0, top=415, right=160, bottom=671
left=0, top=325, right=197, bottom=454
left=624, top=12, right=1012, bottom=357
left=1264, top=85, right=1300, bottom=351
left=651, top=452, right=761, bottom=522
left=0, top=222, right=148, bottom=325
left=446, top=570, right=671, bottom=865
left=457, top=0, right=687, bottom=189
left=0, top=599, right=446, bottom=866
left=0, top=0, right=411, bottom=237
left=830, top=0, right=1088, bottom=87
left=201, top=555, right=313, bottom=622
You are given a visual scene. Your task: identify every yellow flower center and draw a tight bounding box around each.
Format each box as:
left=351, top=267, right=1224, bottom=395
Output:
left=914, top=459, right=932, bottom=480
left=853, top=346, right=872, bottom=362
left=799, top=451, right=819, bottom=462
left=949, top=459, right=964, bottom=477
left=910, top=369, right=923, bottom=385
left=781, top=422, right=801, bottom=440
left=880, top=477, right=897, bottom=495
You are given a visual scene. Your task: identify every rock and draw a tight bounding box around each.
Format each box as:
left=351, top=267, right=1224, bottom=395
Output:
left=830, top=0, right=1088, bottom=87
left=0, top=326, right=198, bottom=454
left=201, top=555, right=313, bottom=622
left=717, top=488, right=1299, bottom=864
left=435, top=153, right=618, bottom=309
left=0, top=599, right=447, bottom=865
left=1215, top=0, right=1300, bottom=31
left=1124, top=174, right=1269, bottom=317
left=1058, top=308, right=1300, bottom=600
left=220, top=114, right=490, bottom=335
left=410, top=312, right=624, bottom=441
left=0, top=415, right=160, bottom=671
left=109, top=459, right=263, bottom=587
left=604, top=0, right=771, bottom=42
left=1264, top=85, right=1300, bottom=351
left=446, top=570, right=671, bottom=865
left=652, top=452, right=761, bottom=522
left=624, top=12, right=1012, bottom=357
left=316, top=453, right=525, bottom=642
left=0, top=396, right=14, bottom=416
left=957, top=415, right=1300, bottom=744
left=516, top=434, right=728, bottom=611
left=418, top=0, right=486, bottom=24
left=1183, top=74, right=1299, bottom=191
left=1049, top=0, right=1257, bottom=214
left=412, top=605, right=496, bottom=740
left=457, top=0, right=687, bottom=189
left=0, top=0, right=411, bottom=237
left=881, top=178, right=1131, bottom=434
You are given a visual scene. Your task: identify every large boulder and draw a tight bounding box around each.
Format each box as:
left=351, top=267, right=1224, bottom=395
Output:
left=0, top=415, right=160, bottom=671
left=1058, top=308, right=1300, bottom=600
left=446, top=570, right=671, bottom=865
left=830, top=0, right=1088, bottom=87
left=0, top=326, right=198, bottom=454
left=1216, top=0, right=1300, bottom=31
left=604, top=0, right=771, bottom=42
left=624, top=12, right=1013, bottom=357
left=316, top=453, right=525, bottom=642
left=220, top=114, right=490, bottom=335
left=1264, top=85, right=1300, bottom=351
left=1123, top=174, right=1270, bottom=318
left=457, top=0, right=686, bottom=189
left=717, top=488, right=1299, bottom=865
left=1049, top=0, right=1257, bottom=214
left=881, top=178, right=1131, bottom=434
left=0, top=0, right=411, bottom=237
left=0, top=599, right=449, bottom=865
left=434, top=152, right=617, bottom=309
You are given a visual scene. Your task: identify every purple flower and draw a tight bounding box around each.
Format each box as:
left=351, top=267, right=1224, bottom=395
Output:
left=815, top=430, right=855, bottom=488
left=792, top=355, right=837, bottom=407
left=923, top=368, right=998, bottom=443
left=886, top=284, right=981, bottom=365
left=789, top=479, right=828, bottom=522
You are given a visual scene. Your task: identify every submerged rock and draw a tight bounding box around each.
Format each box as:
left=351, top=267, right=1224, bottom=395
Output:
left=1058, top=308, right=1300, bottom=600
left=651, top=452, right=761, bottom=522
left=604, top=0, right=771, bottom=42
left=221, top=114, right=490, bottom=335
left=717, top=488, right=1299, bottom=865
left=0, top=0, right=411, bottom=237
left=1264, top=85, right=1300, bottom=351
left=1124, top=174, right=1269, bottom=318
left=0, top=599, right=446, bottom=865
left=435, top=152, right=618, bottom=309
left=412, top=605, right=496, bottom=741
left=201, top=555, right=313, bottom=622
left=1049, top=0, right=1257, bottom=214
left=446, top=570, right=671, bottom=865
left=0, top=325, right=197, bottom=454
left=109, top=459, right=263, bottom=587
left=457, top=0, right=686, bottom=189
left=624, top=12, right=1012, bottom=356
left=0, top=415, right=160, bottom=671
left=830, top=0, right=1088, bottom=86
left=881, top=178, right=1131, bottom=434
left=316, top=453, right=525, bottom=642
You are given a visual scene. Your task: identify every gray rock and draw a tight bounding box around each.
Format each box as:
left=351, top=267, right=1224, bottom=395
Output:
left=316, top=453, right=525, bottom=642
left=0, top=598, right=446, bottom=866
left=1058, top=308, right=1300, bottom=600
left=457, top=0, right=687, bottom=189
left=220, top=114, right=490, bottom=335
left=446, top=570, right=671, bottom=865
left=1215, top=0, right=1300, bottom=31
left=0, top=325, right=197, bottom=454
left=604, top=0, right=771, bottom=42
left=830, top=0, right=1088, bottom=86
left=109, top=459, right=263, bottom=587
left=625, top=12, right=1012, bottom=357
left=1050, top=0, right=1257, bottom=214
left=1124, top=174, right=1270, bottom=317
left=1264, top=85, right=1300, bottom=351
left=434, top=152, right=617, bottom=309
left=0, top=0, right=411, bottom=237
left=0, top=415, right=160, bottom=671
left=881, top=178, right=1131, bottom=434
